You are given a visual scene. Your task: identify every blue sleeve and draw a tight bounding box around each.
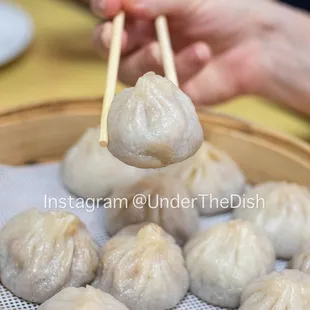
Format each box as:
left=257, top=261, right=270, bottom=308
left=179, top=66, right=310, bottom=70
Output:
left=281, top=0, right=310, bottom=11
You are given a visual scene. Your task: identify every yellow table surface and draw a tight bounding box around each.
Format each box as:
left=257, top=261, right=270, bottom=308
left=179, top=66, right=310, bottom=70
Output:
left=0, top=0, right=309, bottom=140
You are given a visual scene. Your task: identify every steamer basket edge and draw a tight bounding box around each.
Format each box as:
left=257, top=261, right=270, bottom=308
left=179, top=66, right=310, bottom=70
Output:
left=0, top=97, right=309, bottom=186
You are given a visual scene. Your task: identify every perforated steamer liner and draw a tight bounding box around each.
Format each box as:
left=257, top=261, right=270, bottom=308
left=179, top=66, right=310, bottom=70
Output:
left=0, top=98, right=309, bottom=309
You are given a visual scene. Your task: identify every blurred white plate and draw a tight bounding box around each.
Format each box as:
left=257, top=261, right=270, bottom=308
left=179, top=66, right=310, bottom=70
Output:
left=0, top=1, right=34, bottom=66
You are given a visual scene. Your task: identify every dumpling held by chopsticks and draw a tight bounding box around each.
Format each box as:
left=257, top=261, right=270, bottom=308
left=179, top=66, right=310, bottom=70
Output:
left=107, top=72, right=203, bottom=168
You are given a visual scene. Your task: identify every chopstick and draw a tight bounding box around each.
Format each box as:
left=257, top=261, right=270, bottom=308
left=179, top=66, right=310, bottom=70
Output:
left=99, top=11, right=125, bottom=147
left=99, top=13, right=178, bottom=147
left=155, top=16, right=179, bottom=87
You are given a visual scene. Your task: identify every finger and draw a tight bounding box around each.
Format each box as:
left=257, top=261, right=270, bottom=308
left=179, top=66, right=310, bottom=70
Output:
left=92, top=0, right=200, bottom=19
left=176, top=42, right=211, bottom=85
left=93, top=20, right=154, bottom=58
left=90, top=0, right=150, bottom=18
left=122, top=0, right=197, bottom=18
left=90, top=0, right=122, bottom=18
left=119, top=42, right=163, bottom=85
left=182, top=54, right=243, bottom=106
left=91, top=0, right=193, bottom=54
left=118, top=42, right=210, bottom=86
left=93, top=22, right=128, bottom=59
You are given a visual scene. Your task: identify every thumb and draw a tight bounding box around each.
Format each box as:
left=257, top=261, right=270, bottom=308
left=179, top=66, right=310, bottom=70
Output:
left=122, top=0, right=200, bottom=18
left=92, top=0, right=201, bottom=21
left=182, top=54, right=246, bottom=106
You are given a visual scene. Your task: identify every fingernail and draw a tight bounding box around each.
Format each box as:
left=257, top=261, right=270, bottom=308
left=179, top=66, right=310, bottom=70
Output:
left=96, top=0, right=105, bottom=10
left=194, top=43, right=210, bottom=62
left=92, top=0, right=105, bottom=17
left=101, top=26, right=111, bottom=49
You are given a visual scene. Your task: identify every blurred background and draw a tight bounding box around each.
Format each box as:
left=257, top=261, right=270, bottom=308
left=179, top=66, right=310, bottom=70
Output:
left=0, top=0, right=309, bottom=140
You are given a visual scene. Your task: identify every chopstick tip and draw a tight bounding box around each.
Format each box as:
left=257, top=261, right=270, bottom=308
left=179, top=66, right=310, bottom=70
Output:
left=99, top=139, right=108, bottom=148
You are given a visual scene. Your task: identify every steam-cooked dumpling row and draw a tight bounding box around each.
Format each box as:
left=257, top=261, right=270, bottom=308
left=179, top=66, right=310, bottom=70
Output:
left=239, top=270, right=310, bottom=309
left=234, top=182, right=310, bottom=259
left=62, top=127, right=147, bottom=199
left=94, top=223, right=189, bottom=310
left=104, top=173, right=199, bottom=245
left=184, top=220, right=275, bottom=308
left=38, top=286, right=129, bottom=310
left=164, top=141, right=245, bottom=215
left=107, top=72, right=204, bottom=168
left=0, top=209, right=99, bottom=303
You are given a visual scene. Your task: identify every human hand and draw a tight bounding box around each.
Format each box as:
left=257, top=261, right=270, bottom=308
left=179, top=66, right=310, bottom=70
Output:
left=91, top=0, right=310, bottom=116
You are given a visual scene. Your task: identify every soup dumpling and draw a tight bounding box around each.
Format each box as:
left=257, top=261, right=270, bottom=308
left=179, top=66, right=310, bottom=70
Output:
left=38, top=286, right=129, bottom=310
left=94, top=223, right=189, bottom=310
left=164, top=141, right=245, bottom=215
left=240, top=270, right=310, bottom=309
left=62, top=127, right=147, bottom=199
left=291, top=248, right=310, bottom=275
left=184, top=220, right=275, bottom=308
left=0, top=209, right=99, bottom=303
left=234, top=182, right=310, bottom=259
left=107, top=72, right=203, bottom=168
left=104, top=173, right=199, bottom=245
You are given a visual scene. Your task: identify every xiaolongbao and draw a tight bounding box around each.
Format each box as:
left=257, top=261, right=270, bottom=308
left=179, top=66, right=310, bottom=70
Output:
left=291, top=248, right=310, bottom=275
left=163, top=141, right=245, bottom=215
left=94, top=223, right=189, bottom=310
left=38, top=286, right=129, bottom=310
left=184, top=220, right=275, bottom=308
left=0, top=209, right=99, bottom=303
left=116, top=222, right=150, bottom=236
left=104, top=173, right=199, bottom=245
left=107, top=72, right=203, bottom=168
left=62, top=127, right=147, bottom=199
left=233, top=182, right=310, bottom=259
left=240, top=270, right=310, bottom=309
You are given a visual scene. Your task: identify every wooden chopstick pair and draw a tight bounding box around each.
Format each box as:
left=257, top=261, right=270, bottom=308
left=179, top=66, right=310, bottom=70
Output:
left=99, top=12, right=178, bottom=147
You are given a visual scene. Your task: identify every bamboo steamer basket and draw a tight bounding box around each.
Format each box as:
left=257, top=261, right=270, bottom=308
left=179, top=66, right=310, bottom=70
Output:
left=0, top=98, right=309, bottom=186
